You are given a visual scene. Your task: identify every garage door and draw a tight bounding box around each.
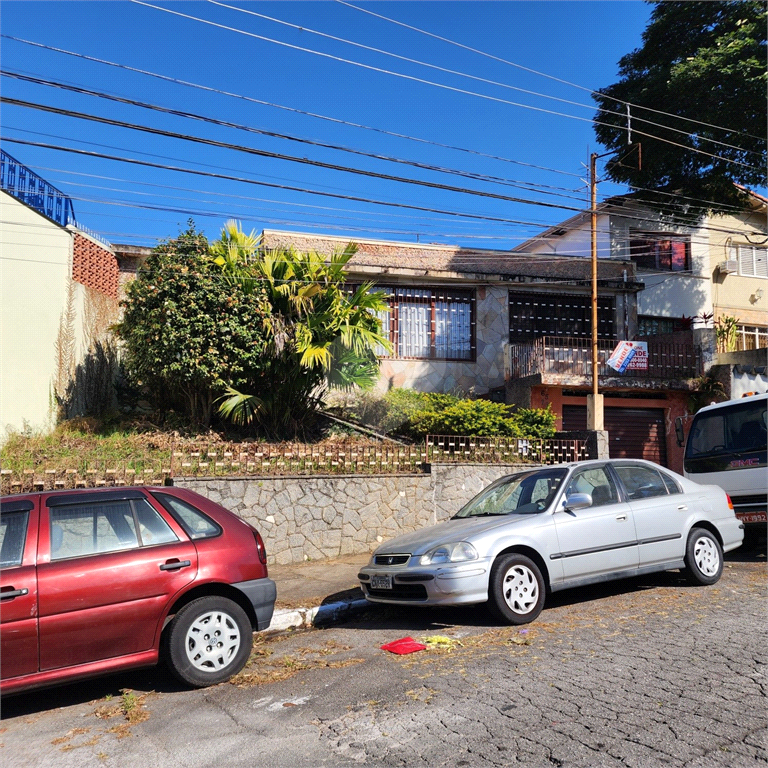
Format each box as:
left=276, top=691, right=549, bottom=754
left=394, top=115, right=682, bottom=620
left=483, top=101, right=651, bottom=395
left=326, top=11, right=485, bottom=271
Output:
left=562, top=406, right=668, bottom=467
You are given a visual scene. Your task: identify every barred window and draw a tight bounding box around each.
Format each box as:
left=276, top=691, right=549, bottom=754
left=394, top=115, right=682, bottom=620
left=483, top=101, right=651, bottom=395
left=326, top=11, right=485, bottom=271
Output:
left=638, top=316, right=681, bottom=337
left=369, top=286, right=475, bottom=361
left=735, top=324, right=768, bottom=351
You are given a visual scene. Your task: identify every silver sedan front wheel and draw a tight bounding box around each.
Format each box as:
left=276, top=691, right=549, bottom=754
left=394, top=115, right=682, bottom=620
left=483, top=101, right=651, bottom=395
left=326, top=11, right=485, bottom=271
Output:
left=488, top=553, right=546, bottom=625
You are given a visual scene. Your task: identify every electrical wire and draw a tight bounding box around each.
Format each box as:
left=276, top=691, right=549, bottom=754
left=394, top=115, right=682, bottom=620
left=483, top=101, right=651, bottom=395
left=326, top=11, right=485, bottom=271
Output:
left=335, top=0, right=768, bottom=143
left=0, top=70, right=589, bottom=202
left=1, top=96, right=591, bottom=214
left=128, top=0, right=762, bottom=171
left=213, top=0, right=763, bottom=157
left=0, top=34, right=583, bottom=179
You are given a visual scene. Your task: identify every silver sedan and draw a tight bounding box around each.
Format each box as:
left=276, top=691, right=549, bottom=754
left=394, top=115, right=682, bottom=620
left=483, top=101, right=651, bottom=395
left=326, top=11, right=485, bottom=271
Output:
left=358, top=459, right=744, bottom=624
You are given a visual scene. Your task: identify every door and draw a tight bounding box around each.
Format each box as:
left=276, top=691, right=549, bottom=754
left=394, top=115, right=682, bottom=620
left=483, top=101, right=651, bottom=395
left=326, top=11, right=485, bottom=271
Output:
left=37, top=492, right=198, bottom=671
left=611, top=462, right=687, bottom=566
left=0, top=498, right=39, bottom=680
left=562, top=405, right=668, bottom=466
left=553, top=465, right=638, bottom=582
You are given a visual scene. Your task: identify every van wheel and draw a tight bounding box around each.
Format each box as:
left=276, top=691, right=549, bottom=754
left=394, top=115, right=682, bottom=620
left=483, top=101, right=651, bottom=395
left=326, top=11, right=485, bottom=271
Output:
left=684, top=528, right=723, bottom=586
left=164, top=596, right=252, bottom=687
left=488, top=554, right=545, bottom=625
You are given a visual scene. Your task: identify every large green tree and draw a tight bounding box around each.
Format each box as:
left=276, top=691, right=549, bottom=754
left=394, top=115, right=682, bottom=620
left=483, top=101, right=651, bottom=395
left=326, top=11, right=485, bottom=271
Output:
left=212, top=222, right=390, bottom=439
left=116, top=223, right=269, bottom=427
left=594, top=1, right=766, bottom=216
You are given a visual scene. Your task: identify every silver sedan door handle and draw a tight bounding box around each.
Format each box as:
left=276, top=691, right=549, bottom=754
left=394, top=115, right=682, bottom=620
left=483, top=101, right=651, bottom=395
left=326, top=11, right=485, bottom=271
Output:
left=677, top=505, right=688, bottom=511
left=616, top=514, right=628, bottom=521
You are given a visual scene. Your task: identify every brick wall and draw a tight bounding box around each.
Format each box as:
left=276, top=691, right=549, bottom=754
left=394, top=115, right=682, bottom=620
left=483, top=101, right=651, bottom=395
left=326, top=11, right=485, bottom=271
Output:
left=72, top=233, right=119, bottom=298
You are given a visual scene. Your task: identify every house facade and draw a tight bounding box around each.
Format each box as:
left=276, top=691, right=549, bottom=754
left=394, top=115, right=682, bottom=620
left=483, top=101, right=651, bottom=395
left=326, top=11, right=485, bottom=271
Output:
left=260, top=229, right=707, bottom=472
left=511, top=192, right=767, bottom=471
left=0, top=150, right=120, bottom=438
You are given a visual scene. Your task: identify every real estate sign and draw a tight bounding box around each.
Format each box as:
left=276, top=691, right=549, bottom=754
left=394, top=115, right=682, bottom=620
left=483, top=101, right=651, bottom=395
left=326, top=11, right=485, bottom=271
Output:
left=607, top=341, right=648, bottom=373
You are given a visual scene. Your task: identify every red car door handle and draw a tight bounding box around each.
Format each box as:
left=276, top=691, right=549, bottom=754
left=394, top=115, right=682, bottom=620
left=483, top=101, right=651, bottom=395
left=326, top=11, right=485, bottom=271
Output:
left=0, top=587, right=29, bottom=599
left=159, top=560, right=191, bottom=572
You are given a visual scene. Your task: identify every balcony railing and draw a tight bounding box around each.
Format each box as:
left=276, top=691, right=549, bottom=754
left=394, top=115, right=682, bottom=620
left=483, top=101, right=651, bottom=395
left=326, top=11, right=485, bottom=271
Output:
left=1, top=148, right=75, bottom=227
left=508, top=336, right=701, bottom=381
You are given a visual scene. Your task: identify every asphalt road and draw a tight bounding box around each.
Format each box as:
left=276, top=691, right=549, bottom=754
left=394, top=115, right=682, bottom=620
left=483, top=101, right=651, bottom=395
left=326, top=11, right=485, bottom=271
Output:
left=3, top=534, right=766, bottom=768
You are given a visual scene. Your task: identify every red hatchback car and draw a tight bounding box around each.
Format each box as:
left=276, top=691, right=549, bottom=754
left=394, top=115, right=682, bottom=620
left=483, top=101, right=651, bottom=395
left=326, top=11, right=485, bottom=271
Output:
left=0, top=486, right=276, bottom=694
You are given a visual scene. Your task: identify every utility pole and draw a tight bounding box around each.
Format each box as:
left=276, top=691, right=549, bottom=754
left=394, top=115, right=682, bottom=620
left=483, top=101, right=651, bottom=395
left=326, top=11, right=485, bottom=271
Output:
left=586, top=143, right=640, bottom=432
left=587, top=151, right=603, bottom=431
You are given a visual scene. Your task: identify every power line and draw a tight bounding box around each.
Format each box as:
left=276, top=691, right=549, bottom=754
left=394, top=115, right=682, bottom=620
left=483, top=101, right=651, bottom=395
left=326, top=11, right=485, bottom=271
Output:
left=0, top=34, right=583, bottom=179
left=2, top=136, right=570, bottom=227
left=1, top=70, right=589, bottom=202
left=213, top=0, right=762, bottom=157
left=129, top=0, right=762, bottom=171
left=335, top=0, right=767, bottom=144
left=1, top=96, right=591, bottom=214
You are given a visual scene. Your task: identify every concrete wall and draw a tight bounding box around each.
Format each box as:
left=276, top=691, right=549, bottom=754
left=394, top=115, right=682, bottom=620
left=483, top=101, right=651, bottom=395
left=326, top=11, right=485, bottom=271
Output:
left=174, top=463, right=532, bottom=565
left=0, top=193, right=77, bottom=437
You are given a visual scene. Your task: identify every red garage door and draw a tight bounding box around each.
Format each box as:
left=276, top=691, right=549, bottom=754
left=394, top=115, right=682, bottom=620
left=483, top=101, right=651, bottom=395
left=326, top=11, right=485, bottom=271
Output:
left=562, top=406, right=668, bottom=467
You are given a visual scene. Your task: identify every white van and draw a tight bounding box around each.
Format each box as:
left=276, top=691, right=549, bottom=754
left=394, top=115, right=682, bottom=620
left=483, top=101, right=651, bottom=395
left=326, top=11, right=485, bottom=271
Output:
left=676, top=393, right=767, bottom=525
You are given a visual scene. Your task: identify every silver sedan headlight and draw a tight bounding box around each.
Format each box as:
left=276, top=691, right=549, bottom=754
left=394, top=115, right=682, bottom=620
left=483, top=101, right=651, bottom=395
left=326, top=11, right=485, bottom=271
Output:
left=420, top=541, right=479, bottom=565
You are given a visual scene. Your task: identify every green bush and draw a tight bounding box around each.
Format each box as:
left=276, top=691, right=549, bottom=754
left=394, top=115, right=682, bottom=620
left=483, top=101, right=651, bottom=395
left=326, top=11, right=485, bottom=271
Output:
left=379, top=389, right=459, bottom=434
left=409, top=399, right=519, bottom=439
left=512, top=405, right=557, bottom=440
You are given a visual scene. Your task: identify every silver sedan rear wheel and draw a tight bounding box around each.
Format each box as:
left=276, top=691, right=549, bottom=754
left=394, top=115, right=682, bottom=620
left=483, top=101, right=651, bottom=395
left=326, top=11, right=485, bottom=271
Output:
left=488, top=553, right=545, bottom=625
left=684, top=527, right=723, bottom=586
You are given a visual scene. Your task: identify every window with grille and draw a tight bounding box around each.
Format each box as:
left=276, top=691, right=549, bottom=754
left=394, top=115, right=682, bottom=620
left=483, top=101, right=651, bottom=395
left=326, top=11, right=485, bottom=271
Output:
left=629, top=230, right=690, bottom=272
left=637, top=316, right=682, bottom=337
left=508, top=291, right=615, bottom=341
left=735, top=325, right=768, bottom=350
left=364, top=286, right=475, bottom=361
left=732, top=245, right=768, bottom=278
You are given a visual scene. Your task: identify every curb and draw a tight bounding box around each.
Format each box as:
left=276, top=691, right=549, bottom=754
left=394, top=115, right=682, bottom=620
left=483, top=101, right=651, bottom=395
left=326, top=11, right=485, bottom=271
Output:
left=267, top=598, right=370, bottom=633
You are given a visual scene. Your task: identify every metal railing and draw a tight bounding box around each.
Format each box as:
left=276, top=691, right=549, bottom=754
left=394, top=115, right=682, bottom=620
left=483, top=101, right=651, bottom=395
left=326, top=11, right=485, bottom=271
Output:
left=508, top=336, right=701, bottom=380
left=1, top=149, right=76, bottom=227
left=0, top=435, right=588, bottom=493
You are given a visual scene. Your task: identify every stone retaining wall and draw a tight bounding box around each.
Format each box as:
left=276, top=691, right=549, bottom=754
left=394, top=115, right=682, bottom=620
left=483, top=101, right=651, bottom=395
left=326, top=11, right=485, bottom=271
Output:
left=174, top=463, right=533, bottom=565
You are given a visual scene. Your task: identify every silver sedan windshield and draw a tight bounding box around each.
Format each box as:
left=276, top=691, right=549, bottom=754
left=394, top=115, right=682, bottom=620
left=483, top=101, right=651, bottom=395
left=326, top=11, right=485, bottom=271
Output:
left=453, top=468, right=568, bottom=518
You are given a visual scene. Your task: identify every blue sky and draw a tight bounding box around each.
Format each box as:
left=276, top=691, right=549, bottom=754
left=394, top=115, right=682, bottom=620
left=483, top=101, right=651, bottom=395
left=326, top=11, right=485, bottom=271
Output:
left=1, top=1, right=654, bottom=249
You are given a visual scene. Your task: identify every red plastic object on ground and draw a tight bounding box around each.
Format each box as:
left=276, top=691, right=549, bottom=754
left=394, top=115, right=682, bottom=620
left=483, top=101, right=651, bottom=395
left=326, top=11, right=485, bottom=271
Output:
left=380, top=637, right=427, bottom=655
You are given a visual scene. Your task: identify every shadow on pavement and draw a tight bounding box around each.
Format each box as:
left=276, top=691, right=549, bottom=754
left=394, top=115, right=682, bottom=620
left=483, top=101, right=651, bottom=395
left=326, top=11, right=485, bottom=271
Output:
left=1, top=663, right=189, bottom=720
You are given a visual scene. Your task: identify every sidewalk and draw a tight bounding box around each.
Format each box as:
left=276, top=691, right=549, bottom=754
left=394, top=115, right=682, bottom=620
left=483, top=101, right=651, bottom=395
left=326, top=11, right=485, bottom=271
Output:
left=267, top=552, right=372, bottom=632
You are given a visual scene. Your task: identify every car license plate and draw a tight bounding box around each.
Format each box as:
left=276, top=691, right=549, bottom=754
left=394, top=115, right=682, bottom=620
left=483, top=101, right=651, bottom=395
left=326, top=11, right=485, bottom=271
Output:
left=371, top=574, right=393, bottom=590
left=739, top=512, right=768, bottom=524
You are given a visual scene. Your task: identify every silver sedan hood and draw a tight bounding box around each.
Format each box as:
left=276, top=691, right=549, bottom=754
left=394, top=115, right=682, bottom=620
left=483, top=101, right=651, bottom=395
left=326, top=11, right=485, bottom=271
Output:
left=374, top=514, right=538, bottom=556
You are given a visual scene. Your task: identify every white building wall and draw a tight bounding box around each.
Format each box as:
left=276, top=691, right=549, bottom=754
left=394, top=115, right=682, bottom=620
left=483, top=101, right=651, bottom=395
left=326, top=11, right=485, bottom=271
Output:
left=0, top=193, right=78, bottom=437
left=608, top=209, right=712, bottom=322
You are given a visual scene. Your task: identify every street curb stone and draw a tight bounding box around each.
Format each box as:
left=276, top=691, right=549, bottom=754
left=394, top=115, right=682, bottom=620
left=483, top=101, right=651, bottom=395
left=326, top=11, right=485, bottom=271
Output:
left=267, top=598, right=369, bottom=633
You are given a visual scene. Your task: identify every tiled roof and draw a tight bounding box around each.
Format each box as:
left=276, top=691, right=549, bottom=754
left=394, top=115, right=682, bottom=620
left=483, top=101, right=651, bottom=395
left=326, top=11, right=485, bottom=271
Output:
left=260, top=230, right=631, bottom=281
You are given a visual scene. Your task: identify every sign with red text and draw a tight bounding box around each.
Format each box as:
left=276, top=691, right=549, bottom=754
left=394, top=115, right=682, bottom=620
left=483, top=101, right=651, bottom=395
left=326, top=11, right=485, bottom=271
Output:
left=607, top=341, right=648, bottom=373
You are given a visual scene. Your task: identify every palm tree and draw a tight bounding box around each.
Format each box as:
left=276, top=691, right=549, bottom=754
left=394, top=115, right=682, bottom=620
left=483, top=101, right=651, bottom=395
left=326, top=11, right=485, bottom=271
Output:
left=211, top=222, right=390, bottom=438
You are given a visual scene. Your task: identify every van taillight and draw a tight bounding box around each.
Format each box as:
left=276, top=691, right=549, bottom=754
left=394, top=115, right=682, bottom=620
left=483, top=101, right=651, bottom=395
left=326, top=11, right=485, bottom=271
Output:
left=253, top=530, right=267, bottom=565
left=726, top=495, right=734, bottom=510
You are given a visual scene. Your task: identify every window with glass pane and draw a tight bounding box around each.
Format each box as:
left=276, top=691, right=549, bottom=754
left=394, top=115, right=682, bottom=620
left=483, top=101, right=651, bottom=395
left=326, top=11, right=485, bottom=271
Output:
left=630, top=231, right=690, bottom=272
left=614, top=465, right=668, bottom=500
left=0, top=510, right=29, bottom=568
left=51, top=501, right=139, bottom=559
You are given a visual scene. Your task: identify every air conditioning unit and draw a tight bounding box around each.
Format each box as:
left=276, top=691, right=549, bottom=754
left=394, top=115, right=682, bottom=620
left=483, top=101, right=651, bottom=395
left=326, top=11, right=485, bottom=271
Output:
left=718, top=259, right=739, bottom=274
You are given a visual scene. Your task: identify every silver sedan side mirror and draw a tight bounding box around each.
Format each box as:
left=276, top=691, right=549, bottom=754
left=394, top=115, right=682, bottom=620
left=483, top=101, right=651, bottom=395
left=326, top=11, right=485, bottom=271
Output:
left=563, top=493, right=592, bottom=512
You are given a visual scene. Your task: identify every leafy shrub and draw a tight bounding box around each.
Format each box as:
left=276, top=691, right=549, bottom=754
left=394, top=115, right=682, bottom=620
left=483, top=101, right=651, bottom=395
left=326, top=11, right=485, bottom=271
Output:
left=512, top=405, right=557, bottom=440
left=408, top=399, right=519, bottom=439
